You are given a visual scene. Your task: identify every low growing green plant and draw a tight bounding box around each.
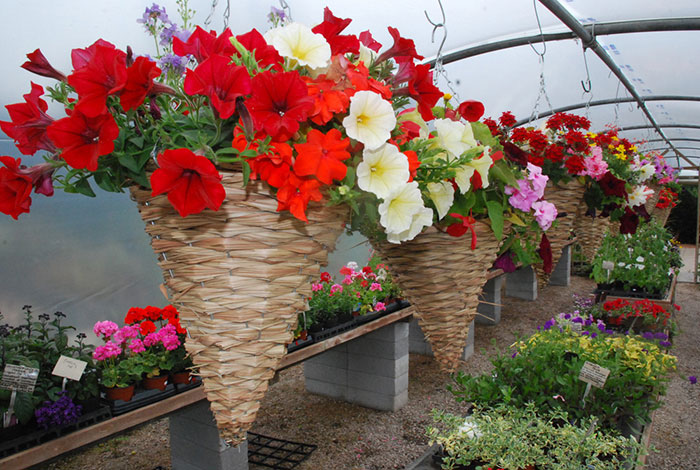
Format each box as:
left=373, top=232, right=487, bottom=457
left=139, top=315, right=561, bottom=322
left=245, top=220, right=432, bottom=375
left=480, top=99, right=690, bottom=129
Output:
left=428, top=404, right=642, bottom=470
left=591, top=221, right=682, bottom=295
left=450, top=326, right=677, bottom=431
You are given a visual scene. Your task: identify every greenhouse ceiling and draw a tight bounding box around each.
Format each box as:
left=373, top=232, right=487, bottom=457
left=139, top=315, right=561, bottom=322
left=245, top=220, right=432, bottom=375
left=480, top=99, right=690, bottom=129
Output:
left=2, top=0, right=700, bottom=182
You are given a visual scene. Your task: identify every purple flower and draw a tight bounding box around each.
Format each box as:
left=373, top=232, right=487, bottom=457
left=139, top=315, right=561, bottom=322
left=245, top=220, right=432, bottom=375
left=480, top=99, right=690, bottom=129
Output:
left=654, top=332, right=669, bottom=340
left=511, top=352, right=518, bottom=358
left=543, top=319, right=556, bottom=331
left=584, top=319, right=592, bottom=327
left=269, top=6, right=286, bottom=21
left=597, top=323, right=606, bottom=332
left=159, top=24, right=190, bottom=46
left=572, top=317, right=583, bottom=324
left=642, top=332, right=655, bottom=340
left=35, top=391, right=82, bottom=430
left=659, top=341, right=672, bottom=348
left=493, top=252, right=517, bottom=273
left=158, top=53, right=188, bottom=79
left=689, top=376, right=697, bottom=385
left=590, top=332, right=598, bottom=338
left=138, top=3, right=170, bottom=30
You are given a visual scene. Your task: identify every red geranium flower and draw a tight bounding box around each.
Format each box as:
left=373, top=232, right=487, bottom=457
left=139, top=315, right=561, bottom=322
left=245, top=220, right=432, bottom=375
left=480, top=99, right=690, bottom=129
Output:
left=293, top=128, right=350, bottom=184
left=150, top=148, right=226, bottom=217
left=46, top=109, right=119, bottom=171
left=140, top=320, right=157, bottom=335
left=564, top=155, right=585, bottom=175
left=247, top=70, right=314, bottom=141
left=499, top=111, right=516, bottom=127
left=0, top=156, right=33, bottom=219
left=0, top=82, right=56, bottom=155
left=145, top=305, right=162, bottom=321
left=457, top=100, right=485, bottom=122
left=320, top=272, right=332, bottom=283
left=236, top=29, right=283, bottom=71
left=21, top=48, right=67, bottom=82
left=125, top=307, right=146, bottom=324
left=161, top=304, right=179, bottom=321
left=275, top=172, right=322, bottom=222
left=173, top=26, right=234, bottom=63
left=311, top=7, right=360, bottom=56
left=183, top=54, right=252, bottom=119
left=120, top=56, right=162, bottom=111
left=68, top=40, right=127, bottom=117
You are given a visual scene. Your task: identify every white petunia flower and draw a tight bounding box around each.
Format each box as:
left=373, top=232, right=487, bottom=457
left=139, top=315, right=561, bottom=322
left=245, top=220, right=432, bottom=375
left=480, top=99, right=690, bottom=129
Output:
left=343, top=90, right=397, bottom=150
left=357, top=143, right=410, bottom=198
left=433, top=119, right=478, bottom=160
left=627, top=185, right=654, bottom=207
left=636, top=256, right=645, bottom=263
left=453, top=165, right=476, bottom=193
left=264, top=22, right=331, bottom=69
left=638, top=163, right=655, bottom=182
left=386, top=206, right=434, bottom=244
left=378, top=181, right=425, bottom=235
left=469, top=150, right=494, bottom=189
left=427, top=181, right=455, bottom=219
left=357, top=42, right=377, bottom=67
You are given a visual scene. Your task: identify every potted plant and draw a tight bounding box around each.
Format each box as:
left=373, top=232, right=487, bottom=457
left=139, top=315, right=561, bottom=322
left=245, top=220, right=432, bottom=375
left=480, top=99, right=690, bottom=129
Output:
left=92, top=321, right=144, bottom=401
left=428, top=404, right=642, bottom=470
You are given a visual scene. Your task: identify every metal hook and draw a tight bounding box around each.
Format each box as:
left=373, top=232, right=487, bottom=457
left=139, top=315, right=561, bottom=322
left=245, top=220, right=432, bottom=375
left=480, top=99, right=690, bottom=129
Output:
left=581, top=46, right=592, bottom=93
left=278, top=0, right=293, bottom=22
left=424, top=0, right=447, bottom=68
left=528, top=0, right=547, bottom=57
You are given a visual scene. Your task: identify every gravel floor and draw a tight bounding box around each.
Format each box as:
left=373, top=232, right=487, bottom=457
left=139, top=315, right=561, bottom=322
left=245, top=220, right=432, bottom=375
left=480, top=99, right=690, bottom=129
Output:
left=39, top=276, right=700, bottom=470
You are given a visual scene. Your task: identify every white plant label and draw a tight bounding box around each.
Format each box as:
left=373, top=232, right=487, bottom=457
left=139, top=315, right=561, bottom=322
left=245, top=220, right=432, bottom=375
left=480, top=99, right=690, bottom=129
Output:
left=0, top=364, right=40, bottom=393
left=52, top=356, right=87, bottom=382
left=601, top=260, right=615, bottom=271
left=579, top=361, right=610, bottom=388
left=570, top=321, right=583, bottom=332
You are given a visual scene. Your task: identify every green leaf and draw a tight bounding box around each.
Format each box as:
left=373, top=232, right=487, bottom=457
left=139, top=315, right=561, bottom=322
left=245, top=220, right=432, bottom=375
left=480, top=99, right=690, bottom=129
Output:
left=486, top=200, right=504, bottom=239
left=241, top=160, right=251, bottom=186
left=128, top=136, right=145, bottom=149
left=343, top=166, right=355, bottom=188
left=74, top=178, right=96, bottom=197
left=490, top=159, right=519, bottom=187
left=94, top=171, right=120, bottom=193
left=215, top=147, right=241, bottom=156
left=13, top=391, right=36, bottom=424
left=116, top=152, right=142, bottom=173
left=471, top=121, right=498, bottom=148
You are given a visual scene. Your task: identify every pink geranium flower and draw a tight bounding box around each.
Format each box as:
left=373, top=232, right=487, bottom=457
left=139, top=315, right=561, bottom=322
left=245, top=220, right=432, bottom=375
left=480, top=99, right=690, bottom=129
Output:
left=93, top=341, right=121, bottom=360
left=93, top=320, right=118, bottom=339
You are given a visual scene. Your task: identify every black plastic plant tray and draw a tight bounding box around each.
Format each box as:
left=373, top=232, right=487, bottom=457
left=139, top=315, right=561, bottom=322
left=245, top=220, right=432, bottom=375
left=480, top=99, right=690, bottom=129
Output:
left=286, top=335, right=314, bottom=353
left=0, top=404, right=112, bottom=458
left=104, top=383, right=177, bottom=416
left=248, top=431, right=317, bottom=469
left=309, top=318, right=357, bottom=342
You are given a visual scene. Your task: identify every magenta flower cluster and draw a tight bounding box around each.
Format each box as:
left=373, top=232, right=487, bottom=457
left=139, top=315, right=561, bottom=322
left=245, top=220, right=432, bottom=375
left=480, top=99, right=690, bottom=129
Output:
left=505, top=163, right=558, bottom=231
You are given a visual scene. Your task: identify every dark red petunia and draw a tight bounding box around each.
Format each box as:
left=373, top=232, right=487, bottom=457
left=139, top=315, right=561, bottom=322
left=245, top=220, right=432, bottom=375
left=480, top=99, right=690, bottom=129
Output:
left=619, top=207, right=640, bottom=235
left=538, top=233, right=553, bottom=274
left=502, top=141, right=529, bottom=167
left=247, top=70, right=314, bottom=141
left=236, top=29, right=284, bottom=71
left=173, top=26, right=235, bottom=63
left=312, top=7, right=360, bottom=56
left=21, top=49, right=66, bottom=81
left=68, top=40, right=127, bottom=117
left=457, top=100, right=485, bottom=122
left=120, top=56, right=162, bottom=111
left=376, top=26, right=424, bottom=64
left=150, top=148, right=226, bottom=217
left=359, top=30, right=382, bottom=52
left=46, top=109, right=119, bottom=171
left=0, top=82, right=56, bottom=155
left=18, top=162, right=54, bottom=196
left=183, top=54, right=252, bottom=119
left=276, top=172, right=323, bottom=222
left=0, top=156, right=33, bottom=219
left=598, top=172, right=627, bottom=198
left=404, top=63, right=442, bottom=121
left=294, top=128, right=350, bottom=184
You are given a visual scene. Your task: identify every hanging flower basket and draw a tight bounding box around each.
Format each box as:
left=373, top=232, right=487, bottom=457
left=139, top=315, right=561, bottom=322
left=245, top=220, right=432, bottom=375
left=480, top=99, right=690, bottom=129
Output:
left=373, top=221, right=504, bottom=372
left=130, top=172, right=346, bottom=444
left=573, top=212, right=610, bottom=263
left=536, top=179, right=584, bottom=283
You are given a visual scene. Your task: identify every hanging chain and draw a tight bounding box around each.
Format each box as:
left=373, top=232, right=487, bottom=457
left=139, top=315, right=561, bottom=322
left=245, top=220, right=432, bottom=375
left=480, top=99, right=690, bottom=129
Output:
left=279, top=0, right=293, bottom=23
left=528, top=0, right=553, bottom=124
left=424, top=0, right=460, bottom=100
left=223, top=0, right=230, bottom=28
left=204, top=0, right=218, bottom=28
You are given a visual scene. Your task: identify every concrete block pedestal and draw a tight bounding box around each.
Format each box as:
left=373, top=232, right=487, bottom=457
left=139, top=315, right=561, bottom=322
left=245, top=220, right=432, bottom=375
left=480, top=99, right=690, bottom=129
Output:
left=170, top=401, right=248, bottom=470
left=505, top=266, right=538, bottom=301
left=476, top=275, right=504, bottom=325
left=408, top=318, right=475, bottom=361
left=304, top=322, right=409, bottom=411
left=549, top=244, right=572, bottom=286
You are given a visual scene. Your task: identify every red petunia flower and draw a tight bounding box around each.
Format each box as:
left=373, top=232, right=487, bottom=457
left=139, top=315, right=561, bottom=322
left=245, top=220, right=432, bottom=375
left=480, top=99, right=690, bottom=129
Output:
left=233, top=129, right=294, bottom=188
left=120, top=56, right=162, bottom=111
left=247, top=70, right=314, bottom=141
left=376, top=26, right=424, bottom=64
left=304, top=76, right=350, bottom=125
left=236, top=29, right=283, bottom=71
left=293, top=128, right=350, bottom=184
left=68, top=40, right=127, bottom=117
left=173, top=26, right=235, bottom=63
left=359, top=30, right=382, bottom=52
left=0, top=156, right=34, bottom=219
left=150, top=148, right=226, bottom=217
left=457, top=100, right=485, bottom=122
left=275, top=172, right=322, bottom=222
left=446, top=213, right=478, bottom=249
left=404, top=150, right=420, bottom=182
left=311, top=7, right=360, bottom=56
left=0, top=82, right=56, bottom=155
left=538, top=233, right=553, bottom=274
left=21, top=48, right=67, bottom=82
left=46, top=108, right=119, bottom=171
left=406, top=63, right=442, bottom=121
left=183, top=54, right=252, bottom=119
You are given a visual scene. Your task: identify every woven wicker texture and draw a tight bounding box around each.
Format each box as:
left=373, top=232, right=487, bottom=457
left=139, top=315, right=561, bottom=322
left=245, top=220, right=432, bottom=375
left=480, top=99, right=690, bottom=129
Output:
left=645, top=182, right=662, bottom=214
left=573, top=212, right=610, bottom=263
left=374, top=222, right=501, bottom=372
left=130, top=172, right=346, bottom=444
left=536, top=180, right=584, bottom=284
left=652, top=205, right=672, bottom=226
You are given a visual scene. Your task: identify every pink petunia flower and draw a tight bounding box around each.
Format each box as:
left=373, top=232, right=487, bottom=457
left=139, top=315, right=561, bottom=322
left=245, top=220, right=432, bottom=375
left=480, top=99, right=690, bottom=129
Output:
left=374, top=302, right=386, bottom=312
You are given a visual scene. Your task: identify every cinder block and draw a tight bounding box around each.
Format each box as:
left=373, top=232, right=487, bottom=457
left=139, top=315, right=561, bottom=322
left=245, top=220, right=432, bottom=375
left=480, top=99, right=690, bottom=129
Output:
left=305, top=377, right=347, bottom=399
left=347, top=369, right=408, bottom=395
left=220, top=441, right=249, bottom=470
left=347, top=353, right=408, bottom=378
left=170, top=413, right=223, bottom=452
left=366, top=322, right=408, bottom=342
left=505, top=266, right=538, bottom=301
left=171, top=432, right=247, bottom=470
left=171, top=401, right=219, bottom=426
left=348, top=336, right=407, bottom=360
left=549, top=245, right=572, bottom=286
left=476, top=275, right=503, bottom=325
left=303, top=361, right=348, bottom=386
left=304, top=347, right=348, bottom=368
left=347, top=387, right=408, bottom=411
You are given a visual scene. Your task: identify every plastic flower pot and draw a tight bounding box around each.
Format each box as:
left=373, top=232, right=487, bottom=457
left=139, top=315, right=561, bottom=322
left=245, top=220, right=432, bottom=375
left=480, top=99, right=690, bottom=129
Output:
left=142, top=375, right=169, bottom=391
left=104, top=384, right=135, bottom=402
left=170, top=371, right=192, bottom=385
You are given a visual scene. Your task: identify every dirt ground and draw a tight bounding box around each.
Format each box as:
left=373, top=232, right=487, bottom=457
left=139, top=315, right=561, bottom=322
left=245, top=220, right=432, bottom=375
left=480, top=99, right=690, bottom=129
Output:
left=39, top=276, right=700, bottom=470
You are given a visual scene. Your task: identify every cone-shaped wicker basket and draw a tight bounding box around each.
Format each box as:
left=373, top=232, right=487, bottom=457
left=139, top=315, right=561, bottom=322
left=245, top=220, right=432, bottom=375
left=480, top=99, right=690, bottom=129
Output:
left=536, top=180, right=584, bottom=284
left=373, top=222, right=502, bottom=372
left=573, top=211, right=610, bottom=263
left=645, top=182, right=662, bottom=214
left=652, top=204, right=672, bottom=226
left=130, top=171, right=346, bottom=444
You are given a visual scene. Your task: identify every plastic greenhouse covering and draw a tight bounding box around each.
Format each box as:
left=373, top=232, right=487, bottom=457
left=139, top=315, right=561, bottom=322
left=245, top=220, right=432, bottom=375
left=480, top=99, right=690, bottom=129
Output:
left=1, top=0, right=699, bottom=337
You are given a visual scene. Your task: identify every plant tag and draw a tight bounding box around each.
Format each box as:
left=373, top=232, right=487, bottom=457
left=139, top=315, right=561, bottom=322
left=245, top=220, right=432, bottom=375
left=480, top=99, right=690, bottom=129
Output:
left=570, top=321, right=583, bottom=332
left=0, top=364, right=40, bottom=393
left=52, top=356, right=87, bottom=382
left=601, top=260, right=615, bottom=271
left=579, top=361, right=610, bottom=388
